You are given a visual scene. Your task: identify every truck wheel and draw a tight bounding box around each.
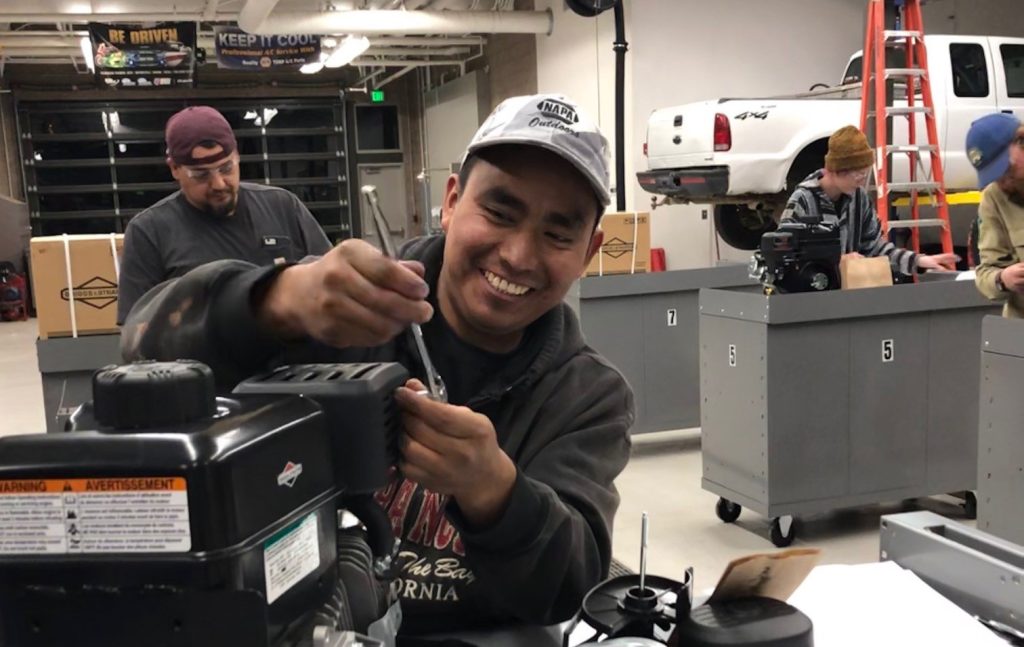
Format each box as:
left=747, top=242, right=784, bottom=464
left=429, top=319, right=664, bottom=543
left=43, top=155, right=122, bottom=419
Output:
left=714, top=205, right=777, bottom=250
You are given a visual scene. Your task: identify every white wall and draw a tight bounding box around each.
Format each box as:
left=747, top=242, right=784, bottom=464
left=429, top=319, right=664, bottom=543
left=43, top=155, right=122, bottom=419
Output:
left=923, top=0, right=1024, bottom=37
left=535, top=0, right=628, bottom=210
left=423, top=72, right=482, bottom=209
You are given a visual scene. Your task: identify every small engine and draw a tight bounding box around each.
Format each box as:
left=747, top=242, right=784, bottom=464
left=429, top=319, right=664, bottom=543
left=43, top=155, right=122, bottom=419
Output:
left=0, top=360, right=407, bottom=647
left=749, top=221, right=842, bottom=294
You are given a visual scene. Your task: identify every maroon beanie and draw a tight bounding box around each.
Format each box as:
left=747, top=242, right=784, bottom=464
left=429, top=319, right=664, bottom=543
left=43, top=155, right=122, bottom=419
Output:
left=165, top=106, right=237, bottom=166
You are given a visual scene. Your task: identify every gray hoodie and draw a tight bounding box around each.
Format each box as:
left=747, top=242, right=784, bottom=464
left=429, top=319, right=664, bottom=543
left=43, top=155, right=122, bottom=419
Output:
left=121, top=234, right=634, bottom=634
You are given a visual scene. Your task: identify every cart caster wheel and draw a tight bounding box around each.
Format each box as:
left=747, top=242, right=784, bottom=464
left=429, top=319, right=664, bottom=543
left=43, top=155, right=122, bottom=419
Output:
left=963, top=491, right=977, bottom=520
left=716, top=498, right=742, bottom=523
left=770, top=516, right=795, bottom=547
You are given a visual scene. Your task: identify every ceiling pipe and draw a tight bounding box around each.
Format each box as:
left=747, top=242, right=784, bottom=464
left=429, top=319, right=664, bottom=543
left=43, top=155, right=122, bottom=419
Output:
left=203, top=0, right=221, bottom=22
left=1, top=13, right=235, bottom=21
left=237, top=5, right=552, bottom=36
left=376, top=65, right=415, bottom=88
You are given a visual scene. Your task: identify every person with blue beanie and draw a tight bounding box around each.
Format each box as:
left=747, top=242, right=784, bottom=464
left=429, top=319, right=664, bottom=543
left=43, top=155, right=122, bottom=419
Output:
left=967, top=112, right=1024, bottom=318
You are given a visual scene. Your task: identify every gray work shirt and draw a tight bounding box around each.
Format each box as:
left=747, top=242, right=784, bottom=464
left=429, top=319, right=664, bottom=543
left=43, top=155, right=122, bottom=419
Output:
left=117, top=182, right=333, bottom=324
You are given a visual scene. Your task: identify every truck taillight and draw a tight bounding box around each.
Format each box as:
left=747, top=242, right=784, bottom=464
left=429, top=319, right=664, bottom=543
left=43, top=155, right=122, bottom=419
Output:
left=714, top=113, right=731, bottom=152
left=643, top=142, right=648, bottom=157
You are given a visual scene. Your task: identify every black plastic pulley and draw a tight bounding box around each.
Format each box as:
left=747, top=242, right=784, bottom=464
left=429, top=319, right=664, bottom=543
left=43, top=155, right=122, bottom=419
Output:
left=579, top=574, right=691, bottom=640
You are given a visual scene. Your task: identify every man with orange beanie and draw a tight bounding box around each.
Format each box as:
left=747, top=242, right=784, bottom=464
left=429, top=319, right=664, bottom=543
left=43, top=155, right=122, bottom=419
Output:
left=781, top=125, right=958, bottom=275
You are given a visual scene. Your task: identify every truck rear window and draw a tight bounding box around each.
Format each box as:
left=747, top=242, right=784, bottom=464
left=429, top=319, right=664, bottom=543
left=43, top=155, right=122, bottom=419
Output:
left=950, top=43, right=990, bottom=98
left=842, top=50, right=907, bottom=85
left=1001, top=44, right=1024, bottom=99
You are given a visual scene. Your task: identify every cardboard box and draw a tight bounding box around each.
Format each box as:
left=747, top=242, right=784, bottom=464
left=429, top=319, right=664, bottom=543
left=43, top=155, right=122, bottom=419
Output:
left=585, top=212, right=651, bottom=276
left=30, top=234, right=124, bottom=339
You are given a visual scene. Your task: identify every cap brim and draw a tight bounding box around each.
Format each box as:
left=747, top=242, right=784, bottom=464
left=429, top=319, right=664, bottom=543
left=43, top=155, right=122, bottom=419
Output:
left=467, top=137, right=611, bottom=207
left=978, top=145, right=1012, bottom=188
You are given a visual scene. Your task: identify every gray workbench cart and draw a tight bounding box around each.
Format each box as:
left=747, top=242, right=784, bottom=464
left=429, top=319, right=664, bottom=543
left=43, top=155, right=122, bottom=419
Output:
left=36, top=333, right=122, bottom=433
left=977, top=315, right=1024, bottom=545
left=579, top=264, right=759, bottom=434
left=699, top=279, right=998, bottom=546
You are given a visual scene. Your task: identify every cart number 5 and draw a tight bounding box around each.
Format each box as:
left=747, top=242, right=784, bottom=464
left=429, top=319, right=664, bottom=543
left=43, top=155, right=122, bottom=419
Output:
left=882, top=339, right=894, bottom=363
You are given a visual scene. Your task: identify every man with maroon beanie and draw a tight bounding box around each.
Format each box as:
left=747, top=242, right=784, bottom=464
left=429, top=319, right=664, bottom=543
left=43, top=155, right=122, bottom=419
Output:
left=117, top=105, right=332, bottom=324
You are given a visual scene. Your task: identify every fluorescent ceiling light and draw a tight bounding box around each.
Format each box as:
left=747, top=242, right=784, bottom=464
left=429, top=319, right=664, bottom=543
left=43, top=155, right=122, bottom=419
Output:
left=324, top=35, right=369, bottom=69
left=80, top=36, right=95, bottom=72
left=300, top=61, right=324, bottom=74
left=300, top=52, right=328, bottom=74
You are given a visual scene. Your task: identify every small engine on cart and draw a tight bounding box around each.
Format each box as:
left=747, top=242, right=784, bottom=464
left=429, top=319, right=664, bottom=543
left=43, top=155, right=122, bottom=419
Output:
left=748, top=221, right=842, bottom=295
left=0, top=360, right=407, bottom=647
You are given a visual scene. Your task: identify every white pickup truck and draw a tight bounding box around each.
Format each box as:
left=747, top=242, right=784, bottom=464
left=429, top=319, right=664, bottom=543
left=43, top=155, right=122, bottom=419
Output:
left=637, top=35, right=1024, bottom=249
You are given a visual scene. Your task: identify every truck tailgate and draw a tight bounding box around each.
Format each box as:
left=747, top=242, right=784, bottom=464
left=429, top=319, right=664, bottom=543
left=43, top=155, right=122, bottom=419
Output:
left=645, top=100, right=717, bottom=169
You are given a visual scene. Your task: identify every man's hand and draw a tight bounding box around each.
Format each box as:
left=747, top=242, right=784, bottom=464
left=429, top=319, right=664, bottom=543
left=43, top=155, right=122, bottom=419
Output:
left=395, top=379, right=517, bottom=528
left=258, top=239, right=433, bottom=348
left=1000, top=263, right=1024, bottom=293
left=917, top=253, right=960, bottom=272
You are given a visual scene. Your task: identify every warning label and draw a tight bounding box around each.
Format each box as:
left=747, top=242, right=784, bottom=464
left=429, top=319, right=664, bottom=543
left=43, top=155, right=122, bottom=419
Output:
left=264, top=513, right=320, bottom=604
left=0, top=477, right=190, bottom=555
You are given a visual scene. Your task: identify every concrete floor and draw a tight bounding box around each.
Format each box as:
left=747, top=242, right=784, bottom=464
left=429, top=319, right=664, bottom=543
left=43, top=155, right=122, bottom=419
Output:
left=0, top=318, right=973, bottom=596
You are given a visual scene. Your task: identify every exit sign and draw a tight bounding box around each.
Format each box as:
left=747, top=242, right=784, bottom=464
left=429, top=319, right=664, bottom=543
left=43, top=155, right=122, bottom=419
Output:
left=371, top=90, right=385, bottom=103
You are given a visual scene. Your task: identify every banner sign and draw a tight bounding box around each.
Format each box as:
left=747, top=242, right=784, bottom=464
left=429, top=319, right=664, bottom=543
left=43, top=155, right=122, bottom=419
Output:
left=214, top=27, right=320, bottom=70
left=89, top=22, right=196, bottom=87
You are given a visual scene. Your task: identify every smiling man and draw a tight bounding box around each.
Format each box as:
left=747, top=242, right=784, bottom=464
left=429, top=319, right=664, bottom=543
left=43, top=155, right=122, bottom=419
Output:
left=116, top=105, right=332, bottom=324
left=121, top=94, right=634, bottom=635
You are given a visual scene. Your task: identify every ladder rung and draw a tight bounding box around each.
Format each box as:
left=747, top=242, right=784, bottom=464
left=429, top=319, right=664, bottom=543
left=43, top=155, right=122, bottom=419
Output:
left=887, top=219, right=947, bottom=229
left=867, top=107, right=934, bottom=118
left=883, top=30, right=924, bottom=41
left=884, top=68, right=927, bottom=78
left=886, top=144, right=939, bottom=154
left=886, top=181, right=941, bottom=192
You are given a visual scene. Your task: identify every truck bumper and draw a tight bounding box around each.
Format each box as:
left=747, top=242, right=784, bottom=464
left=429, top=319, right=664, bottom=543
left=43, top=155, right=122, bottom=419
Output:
left=636, top=166, right=729, bottom=200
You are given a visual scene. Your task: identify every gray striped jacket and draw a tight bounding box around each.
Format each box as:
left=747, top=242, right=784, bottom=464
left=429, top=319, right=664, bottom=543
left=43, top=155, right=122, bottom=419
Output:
left=780, top=170, right=918, bottom=276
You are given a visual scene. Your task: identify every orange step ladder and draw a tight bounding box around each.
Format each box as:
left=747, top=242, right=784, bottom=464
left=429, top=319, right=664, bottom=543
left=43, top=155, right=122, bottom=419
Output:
left=859, top=0, right=953, bottom=255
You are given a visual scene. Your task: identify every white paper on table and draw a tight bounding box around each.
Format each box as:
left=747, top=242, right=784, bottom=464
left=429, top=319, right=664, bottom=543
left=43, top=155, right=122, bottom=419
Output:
left=788, top=562, right=1008, bottom=647
left=956, top=270, right=977, bottom=281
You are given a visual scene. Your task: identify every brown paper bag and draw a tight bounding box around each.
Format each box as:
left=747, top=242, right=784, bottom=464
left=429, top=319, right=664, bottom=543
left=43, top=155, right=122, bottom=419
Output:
left=707, top=547, right=822, bottom=603
left=840, top=255, right=893, bottom=290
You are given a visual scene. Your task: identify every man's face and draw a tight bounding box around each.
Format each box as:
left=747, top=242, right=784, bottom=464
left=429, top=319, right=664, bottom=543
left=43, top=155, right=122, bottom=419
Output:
left=168, top=144, right=240, bottom=217
left=438, top=147, right=604, bottom=353
left=1007, top=127, right=1024, bottom=181
left=832, top=166, right=871, bottom=196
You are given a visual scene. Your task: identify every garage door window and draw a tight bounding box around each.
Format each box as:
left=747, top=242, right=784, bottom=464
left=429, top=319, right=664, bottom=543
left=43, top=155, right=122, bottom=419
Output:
left=1001, top=44, right=1024, bottom=99
left=950, top=43, right=990, bottom=98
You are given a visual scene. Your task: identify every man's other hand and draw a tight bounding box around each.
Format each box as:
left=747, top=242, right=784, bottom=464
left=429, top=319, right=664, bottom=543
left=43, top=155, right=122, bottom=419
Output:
left=395, top=378, right=517, bottom=529
left=258, top=239, right=433, bottom=348
left=917, top=253, right=960, bottom=272
left=1000, top=263, right=1024, bottom=293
